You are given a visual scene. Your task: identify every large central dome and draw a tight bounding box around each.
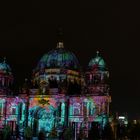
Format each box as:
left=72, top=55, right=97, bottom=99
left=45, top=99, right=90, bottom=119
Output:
left=33, top=42, right=83, bottom=89
left=36, top=42, right=80, bottom=71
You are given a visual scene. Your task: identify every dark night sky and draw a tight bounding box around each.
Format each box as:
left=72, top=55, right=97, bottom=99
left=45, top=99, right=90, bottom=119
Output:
left=0, top=1, right=140, bottom=119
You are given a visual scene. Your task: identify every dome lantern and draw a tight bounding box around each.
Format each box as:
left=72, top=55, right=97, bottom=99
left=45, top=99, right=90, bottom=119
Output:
left=56, top=42, right=64, bottom=49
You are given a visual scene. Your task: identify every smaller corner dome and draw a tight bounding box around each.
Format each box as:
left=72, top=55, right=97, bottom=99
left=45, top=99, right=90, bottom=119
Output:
left=88, top=51, right=106, bottom=69
left=0, top=59, right=12, bottom=73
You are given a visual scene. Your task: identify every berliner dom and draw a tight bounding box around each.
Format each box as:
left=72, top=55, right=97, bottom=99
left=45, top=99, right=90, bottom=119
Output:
left=0, top=39, right=111, bottom=139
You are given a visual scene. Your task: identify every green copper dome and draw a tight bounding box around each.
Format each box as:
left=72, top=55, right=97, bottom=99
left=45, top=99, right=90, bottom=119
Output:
left=88, top=51, right=106, bottom=69
left=36, top=42, right=80, bottom=71
left=0, top=58, right=12, bottom=73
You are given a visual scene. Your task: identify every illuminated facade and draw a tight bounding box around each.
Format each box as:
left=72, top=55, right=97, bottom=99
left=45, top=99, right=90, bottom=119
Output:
left=0, top=41, right=111, bottom=136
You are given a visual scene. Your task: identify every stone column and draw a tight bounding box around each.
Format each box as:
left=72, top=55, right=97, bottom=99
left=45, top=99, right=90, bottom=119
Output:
left=64, top=97, right=69, bottom=127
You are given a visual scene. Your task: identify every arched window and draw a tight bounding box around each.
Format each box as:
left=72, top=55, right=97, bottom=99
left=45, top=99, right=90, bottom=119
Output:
left=12, top=107, right=16, bottom=115
left=19, top=103, right=22, bottom=120
left=73, top=103, right=81, bottom=116
left=88, top=102, right=96, bottom=116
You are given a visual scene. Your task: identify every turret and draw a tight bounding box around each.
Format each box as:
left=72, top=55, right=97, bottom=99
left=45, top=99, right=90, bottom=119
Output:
left=0, top=58, right=13, bottom=94
left=86, top=51, right=109, bottom=95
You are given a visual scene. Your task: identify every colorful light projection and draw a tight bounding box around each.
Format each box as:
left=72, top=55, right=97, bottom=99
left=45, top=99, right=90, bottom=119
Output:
left=9, top=97, right=23, bottom=106
left=88, top=51, right=106, bottom=70
left=69, top=96, right=109, bottom=124
left=28, top=96, right=61, bottom=132
left=36, top=47, right=80, bottom=70
left=33, top=45, right=82, bottom=85
left=68, top=97, right=96, bottom=123
left=31, top=107, right=54, bottom=131
left=0, top=97, right=24, bottom=124
left=29, top=96, right=58, bottom=111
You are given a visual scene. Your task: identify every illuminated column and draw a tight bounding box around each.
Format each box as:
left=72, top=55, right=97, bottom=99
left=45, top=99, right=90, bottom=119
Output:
left=58, top=102, right=61, bottom=117
left=98, top=102, right=101, bottom=114
left=25, top=98, right=29, bottom=127
left=102, top=101, right=106, bottom=113
left=64, top=97, right=69, bottom=127
left=87, top=102, right=89, bottom=116
left=0, top=101, right=3, bottom=123
left=56, top=102, right=61, bottom=125
left=17, top=104, right=20, bottom=126
left=61, top=102, right=65, bottom=124
left=107, top=99, right=110, bottom=115
left=2, top=78, right=4, bottom=87
left=4, top=100, right=7, bottom=125
left=17, top=103, right=22, bottom=126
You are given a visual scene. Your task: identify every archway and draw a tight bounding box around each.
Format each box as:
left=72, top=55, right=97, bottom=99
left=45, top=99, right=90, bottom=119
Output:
left=29, top=106, right=56, bottom=136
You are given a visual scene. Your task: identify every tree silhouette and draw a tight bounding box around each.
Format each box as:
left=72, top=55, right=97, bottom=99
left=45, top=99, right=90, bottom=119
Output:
left=48, top=127, right=57, bottom=138
left=2, top=125, right=11, bottom=140
left=130, top=122, right=140, bottom=140
left=63, top=126, right=73, bottom=140
left=88, top=122, right=100, bottom=140
left=24, top=126, right=32, bottom=140
left=102, top=122, right=114, bottom=140
left=38, top=129, right=46, bottom=140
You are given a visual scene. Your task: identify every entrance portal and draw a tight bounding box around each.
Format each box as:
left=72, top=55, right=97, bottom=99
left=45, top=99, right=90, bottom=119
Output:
left=29, top=106, right=56, bottom=136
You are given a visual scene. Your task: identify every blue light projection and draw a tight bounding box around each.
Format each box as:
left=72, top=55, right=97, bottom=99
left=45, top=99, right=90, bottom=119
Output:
left=28, top=104, right=57, bottom=132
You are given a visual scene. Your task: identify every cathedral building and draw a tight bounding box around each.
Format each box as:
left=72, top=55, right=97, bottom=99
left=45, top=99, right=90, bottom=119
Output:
left=0, top=40, right=111, bottom=137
